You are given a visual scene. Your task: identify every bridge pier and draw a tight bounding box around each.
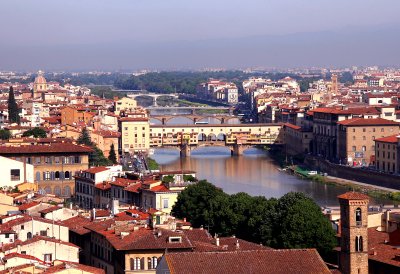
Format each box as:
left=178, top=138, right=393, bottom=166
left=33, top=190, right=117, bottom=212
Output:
left=180, top=144, right=191, bottom=157
left=231, top=144, right=245, bottom=156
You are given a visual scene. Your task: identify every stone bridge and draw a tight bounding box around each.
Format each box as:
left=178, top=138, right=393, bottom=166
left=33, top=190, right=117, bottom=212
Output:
left=149, top=115, right=240, bottom=125
left=149, top=123, right=283, bottom=157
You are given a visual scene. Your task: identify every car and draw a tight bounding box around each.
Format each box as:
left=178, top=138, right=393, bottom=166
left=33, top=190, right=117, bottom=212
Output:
left=307, top=171, right=318, bottom=175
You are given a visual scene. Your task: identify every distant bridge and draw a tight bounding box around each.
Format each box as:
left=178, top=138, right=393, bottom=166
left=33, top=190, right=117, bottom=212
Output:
left=149, top=123, right=283, bottom=156
left=150, top=114, right=240, bottom=125
left=125, top=92, right=179, bottom=106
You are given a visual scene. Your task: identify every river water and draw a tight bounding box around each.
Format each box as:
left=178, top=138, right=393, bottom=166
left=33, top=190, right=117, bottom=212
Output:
left=152, top=147, right=389, bottom=206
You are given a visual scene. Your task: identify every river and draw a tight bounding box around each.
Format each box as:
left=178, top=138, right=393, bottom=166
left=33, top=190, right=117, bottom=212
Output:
left=152, top=147, right=389, bottom=206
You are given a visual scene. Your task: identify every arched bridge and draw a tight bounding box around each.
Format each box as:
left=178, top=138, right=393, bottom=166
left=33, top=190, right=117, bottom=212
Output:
left=150, top=115, right=240, bottom=125
left=149, top=123, right=283, bottom=156
left=126, top=92, right=179, bottom=106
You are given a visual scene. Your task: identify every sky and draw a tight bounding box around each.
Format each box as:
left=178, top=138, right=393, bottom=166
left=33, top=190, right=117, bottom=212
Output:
left=1, top=0, right=400, bottom=71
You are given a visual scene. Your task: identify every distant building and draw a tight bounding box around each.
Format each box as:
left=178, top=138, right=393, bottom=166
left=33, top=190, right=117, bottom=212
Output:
left=114, top=97, right=138, bottom=116
left=374, top=134, right=399, bottom=173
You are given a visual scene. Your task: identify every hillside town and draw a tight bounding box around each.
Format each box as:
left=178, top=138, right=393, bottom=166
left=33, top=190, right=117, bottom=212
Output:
left=1, top=68, right=400, bottom=273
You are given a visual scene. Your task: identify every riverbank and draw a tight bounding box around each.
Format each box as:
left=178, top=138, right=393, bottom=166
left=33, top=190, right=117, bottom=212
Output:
left=267, top=148, right=400, bottom=203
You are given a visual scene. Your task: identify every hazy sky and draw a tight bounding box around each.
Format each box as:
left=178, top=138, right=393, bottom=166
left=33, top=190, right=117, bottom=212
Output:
left=1, top=0, right=400, bottom=70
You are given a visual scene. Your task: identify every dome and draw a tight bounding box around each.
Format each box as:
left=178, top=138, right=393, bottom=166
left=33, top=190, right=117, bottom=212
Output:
left=34, top=70, right=47, bottom=85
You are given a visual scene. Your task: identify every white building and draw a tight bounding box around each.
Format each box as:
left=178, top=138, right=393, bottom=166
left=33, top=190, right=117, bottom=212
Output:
left=0, top=156, right=34, bottom=188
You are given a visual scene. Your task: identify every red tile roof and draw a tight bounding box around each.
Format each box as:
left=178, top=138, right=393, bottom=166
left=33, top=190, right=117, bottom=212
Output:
left=337, top=192, right=370, bottom=200
left=43, top=261, right=105, bottom=274
left=375, top=134, right=399, bottom=143
left=95, top=182, right=111, bottom=190
left=368, top=227, right=400, bottom=267
left=84, top=166, right=109, bottom=174
left=284, top=123, right=301, bottom=130
left=0, top=143, right=93, bottom=155
left=18, top=201, right=40, bottom=211
left=163, top=249, right=331, bottom=274
left=337, top=118, right=399, bottom=126
left=61, top=215, right=91, bottom=235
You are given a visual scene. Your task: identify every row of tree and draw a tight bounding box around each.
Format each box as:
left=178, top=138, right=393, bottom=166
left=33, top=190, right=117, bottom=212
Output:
left=171, top=180, right=336, bottom=257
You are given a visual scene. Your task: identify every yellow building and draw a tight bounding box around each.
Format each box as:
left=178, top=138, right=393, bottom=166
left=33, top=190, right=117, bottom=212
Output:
left=114, top=97, right=138, bottom=115
left=119, top=118, right=150, bottom=154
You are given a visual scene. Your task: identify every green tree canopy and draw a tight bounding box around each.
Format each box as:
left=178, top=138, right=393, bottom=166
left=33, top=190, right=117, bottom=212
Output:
left=272, top=192, right=336, bottom=256
left=0, top=129, right=11, bottom=140
left=172, top=183, right=336, bottom=257
left=8, top=86, right=20, bottom=124
left=108, top=143, right=117, bottom=164
left=22, top=127, right=47, bottom=138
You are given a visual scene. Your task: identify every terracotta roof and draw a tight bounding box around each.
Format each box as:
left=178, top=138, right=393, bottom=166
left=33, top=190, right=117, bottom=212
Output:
left=84, top=166, right=109, bottom=174
left=375, top=134, right=399, bottom=143
left=61, top=215, right=91, bottom=235
left=1, top=235, right=78, bottom=252
left=95, top=182, right=111, bottom=190
left=368, top=227, right=400, bottom=267
left=110, top=177, right=137, bottom=187
left=337, top=192, right=370, bottom=200
left=284, top=123, right=301, bottom=130
left=337, top=118, right=399, bottom=126
left=44, top=262, right=105, bottom=274
left=18, top=201, right=40, bottom=211
left=39, top=206, right=61, bottom=214
left=163, top=249, right=331, bottom=274
left=0, top=143, right=93, bottom=155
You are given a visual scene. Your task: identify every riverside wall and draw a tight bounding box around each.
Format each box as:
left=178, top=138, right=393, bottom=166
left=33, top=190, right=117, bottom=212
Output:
left=305, top=156, right=400, bottom=191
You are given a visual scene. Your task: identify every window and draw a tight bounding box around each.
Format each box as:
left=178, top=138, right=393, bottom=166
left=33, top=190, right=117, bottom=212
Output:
left=355, top=208, right=362, bottom=225
left=381, top=128, right=384, bottom=132
left=45, top=157, right=52, bottom=164
left=363, top=128, right=366, bottom=132
left=35, top=157, right=41, bottom=164
left=44, top=254, right=52, bottom=262
left=65, top=171, right=70, bottom=180
left=131, top=257, right=143, bottom=270
left=10, top=169, right=20, bottom=181
left=148, top=256, right=158, bottom=269
left=54, top=157, right=60, bottom=164
left=55, top=171, right=60, bottom=180
left=163, top=199, right=169, bottom=209
left=21, top=225, right=24, bottom=230
left=362, top=136, right=366, bottom=141
left=169, top=236, right=182, bottom=243
left=352, top=146, right=356, bottom=152
left=27, top=232, right=32, bottom=239
left=362, top=146, right=366, bottom=152
left=40, top=230, right=47, bottom=236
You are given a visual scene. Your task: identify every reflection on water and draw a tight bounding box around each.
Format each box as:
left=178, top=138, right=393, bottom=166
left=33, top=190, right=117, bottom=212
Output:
left=152, top=147, right=387, bottom=206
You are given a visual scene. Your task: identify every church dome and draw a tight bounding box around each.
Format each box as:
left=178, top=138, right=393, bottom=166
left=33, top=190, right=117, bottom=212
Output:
left=34, top=70, right=47, bottom=85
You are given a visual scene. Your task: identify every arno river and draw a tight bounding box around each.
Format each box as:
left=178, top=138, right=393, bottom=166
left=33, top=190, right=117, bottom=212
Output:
left=149, top=112, right=389, bottom=206
left=152, top=147, right=389, bottom=206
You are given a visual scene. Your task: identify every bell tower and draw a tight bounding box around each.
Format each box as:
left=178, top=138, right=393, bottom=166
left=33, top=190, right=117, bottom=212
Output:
left=338, top=192, right=369, bottom=274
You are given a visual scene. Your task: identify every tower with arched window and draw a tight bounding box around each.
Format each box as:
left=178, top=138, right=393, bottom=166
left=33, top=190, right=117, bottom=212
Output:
left=338, top=192, right=369, bottom=274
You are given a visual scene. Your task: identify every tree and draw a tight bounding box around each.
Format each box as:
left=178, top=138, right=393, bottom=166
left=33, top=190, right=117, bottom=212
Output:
left=108, top=143, right=117, bottom=164
left=172, top=180, right=228, bottom=230
left=22, top=127, right=47, bottom=138
left=162, top=175, right=174, bottom=184
left=77, top=127, right=112, bottom=166
left=271, top=192, right=336, bottom=256
left=183, top=175, right=197, bottom=182
left=0, top=129, right=11, bottom=140
left=77, top=127, right=93, bottom=146
left=8, top=86, right=20, bottom=124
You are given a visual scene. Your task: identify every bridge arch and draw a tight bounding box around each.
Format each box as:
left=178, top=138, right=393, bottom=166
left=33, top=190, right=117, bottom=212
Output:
left=217, top=133, right=226, bottom=141
left=207, top=133, right=217, bottom=141
left=198, top=133, right=207, bottom=141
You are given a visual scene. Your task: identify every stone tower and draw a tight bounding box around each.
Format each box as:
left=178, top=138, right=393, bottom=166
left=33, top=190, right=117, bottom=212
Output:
left=338, top=192, right=369, bottom=274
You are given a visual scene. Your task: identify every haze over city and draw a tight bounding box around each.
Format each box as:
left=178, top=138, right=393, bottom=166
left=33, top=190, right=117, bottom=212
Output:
left=2, top=0, right=400, bottom=70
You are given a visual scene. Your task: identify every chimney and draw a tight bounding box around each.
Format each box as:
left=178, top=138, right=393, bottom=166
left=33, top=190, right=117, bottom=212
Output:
left=385, top=209, right=391, bottom=232
left=91, top=208, right=96, bottom=221
left=236, top=239, right=240, bottom=250
left=216, top=237, right=220, bottom=247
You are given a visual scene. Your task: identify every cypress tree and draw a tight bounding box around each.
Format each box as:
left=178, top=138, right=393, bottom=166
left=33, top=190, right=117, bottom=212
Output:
left=77, top=127, right=93, bottom=146
left=8, top=86, right=20, bottom=124
left=108, top=143, right=117, bottom=164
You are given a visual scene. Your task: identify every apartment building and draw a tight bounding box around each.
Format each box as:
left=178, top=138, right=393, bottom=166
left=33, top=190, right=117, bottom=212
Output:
left=374, top=135, right=399, bottom=173
left=337, top=118, right=399, bottom=166
left=118, top=117, right=150, bottom=154
left=0, top=143, right=92, bottom=196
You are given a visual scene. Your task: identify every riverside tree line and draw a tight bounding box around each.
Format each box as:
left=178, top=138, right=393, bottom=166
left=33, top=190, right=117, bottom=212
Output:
left=172, top=180, right=336, bottom=257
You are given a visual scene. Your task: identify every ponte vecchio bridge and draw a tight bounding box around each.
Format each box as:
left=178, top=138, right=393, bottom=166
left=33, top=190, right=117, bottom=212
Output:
left=149, top=123, right=283, bottom=156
